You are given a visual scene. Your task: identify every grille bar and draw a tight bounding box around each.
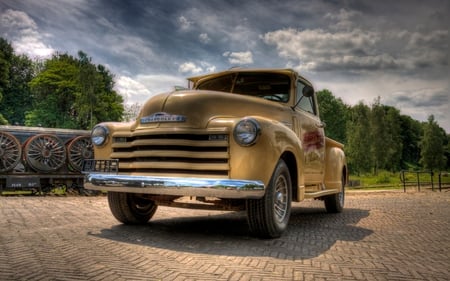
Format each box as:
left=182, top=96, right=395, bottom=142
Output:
left=112, top=139, right=228, bottom=148
left=111, top=131, right=230, bottom=176
left=111, top=150, right=228, bottom=159
left=119, top=161, right=229, bottom=171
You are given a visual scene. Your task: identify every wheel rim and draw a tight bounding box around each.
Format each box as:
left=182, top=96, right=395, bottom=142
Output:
left=338, top=177, right=345, bottom=207
left=24, top=134, right=66, bottom=172
left=67, top=136, right=93, bottom=171
left=338, top=189, right=344, bottom=206
left=274, top=174, right=289, bottom=222
left=129, top=195, right=155, bottom=216
left=0, top=132, right=22, bottom=172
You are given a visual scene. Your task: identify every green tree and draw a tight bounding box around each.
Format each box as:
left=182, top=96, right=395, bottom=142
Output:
left=0, top=52, right=35, bottom=125
left=27, top=53, right=79, bottom=128
left=445, top=134, right=450, bottom=169
left=383, top=106, right=403, bottom=172
left=370, top=97, right=389, bottom=175
left=86, top=63, right=124, bottom=127
left=26, top=51, right=124, bottom=129
left=398, top=115, right=422, bottom=168
left=316, top=89, right=348, bottom=143
left=0, top=38, right=13, bottom=124
left=420, top=115, right=446, bottom=171
left=346, top=102, right=372, bottom=175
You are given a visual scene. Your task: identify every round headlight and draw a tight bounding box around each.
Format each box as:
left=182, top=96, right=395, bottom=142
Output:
left=234, top=118, right=260, bottom=146
left=91, top=125, right=109, bottom=146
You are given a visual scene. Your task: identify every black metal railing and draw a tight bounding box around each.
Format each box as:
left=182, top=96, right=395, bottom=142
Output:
left=400, top=170, right=450, bottom=192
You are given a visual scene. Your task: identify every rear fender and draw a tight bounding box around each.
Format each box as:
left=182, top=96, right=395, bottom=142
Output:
left=324, top=137, right=347, bottom=189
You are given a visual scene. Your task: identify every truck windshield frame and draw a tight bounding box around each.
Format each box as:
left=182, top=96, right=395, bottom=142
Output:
left=196, top=72, right=291, bottom=103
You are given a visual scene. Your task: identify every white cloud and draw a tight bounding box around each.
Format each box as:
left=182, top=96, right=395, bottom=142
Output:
left=178, top=61, right=216, bottom=75
left=262, top=25, right=448, bottom=74
left=262, top=28, right=382, bottom=72
left=199, top=33, right=210, bottom=44
left=178, top=62, right=203, bottom=74
left=313, top=72, right=450, bottom=131
left=223, top=51, right=253, bottom=65
left=181, top=8, right=258, bottom=50
left=384, top=86, right=450, bottom=129
left=0, top=8, right=37, bottom=29
left=105, top=33, right=157, bottom=64
left=324, top=8, right=361, bottom=31
left=0, top=9, right=54, bottom=58
left=115, top=74, right=185, bottom=105
left=203, top=63, right=216, bottom=73
left=178, top=15, right=192, bottom=30
left=115, top=76, right=153, bottom=105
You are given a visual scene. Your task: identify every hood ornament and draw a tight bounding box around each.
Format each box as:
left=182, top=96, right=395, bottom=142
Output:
left=140, top=112, right=186, bottom=124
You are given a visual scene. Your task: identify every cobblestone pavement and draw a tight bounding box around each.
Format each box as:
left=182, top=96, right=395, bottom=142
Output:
left=1, top=190, right=449, bottom=281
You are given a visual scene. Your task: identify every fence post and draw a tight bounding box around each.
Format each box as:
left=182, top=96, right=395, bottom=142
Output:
left=430, top=170, right=434, bottom=191
left=400, top=170, right=405, bottom=192
left=416, top=171, right=420, bottom=192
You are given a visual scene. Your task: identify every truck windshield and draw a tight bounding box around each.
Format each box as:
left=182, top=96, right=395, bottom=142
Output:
left=196, top=72, right=291, bottom=103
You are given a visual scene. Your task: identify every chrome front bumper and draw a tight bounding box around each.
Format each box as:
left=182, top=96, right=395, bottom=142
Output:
left=84, top=173, right=265, bottom=199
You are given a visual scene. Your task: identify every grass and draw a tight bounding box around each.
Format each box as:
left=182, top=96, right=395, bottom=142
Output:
left=349, top=169, right=450, bottom=191
left=1, top=184, right=67, bottom=196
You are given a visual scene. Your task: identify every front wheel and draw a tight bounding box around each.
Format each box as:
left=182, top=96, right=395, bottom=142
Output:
left=107, top=192, right=158, bottom=224
left=247, top=159, right=292, bottom=238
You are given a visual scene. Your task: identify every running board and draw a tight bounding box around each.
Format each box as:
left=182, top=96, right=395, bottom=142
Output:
left=304, top=189, right=340, bottom=199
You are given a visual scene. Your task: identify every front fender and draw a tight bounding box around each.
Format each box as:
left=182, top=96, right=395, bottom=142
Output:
left=210, top=117, right=303, bottom=188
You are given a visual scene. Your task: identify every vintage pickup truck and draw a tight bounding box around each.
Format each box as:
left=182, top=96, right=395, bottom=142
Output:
left=83, top=68, right=347, bottom=238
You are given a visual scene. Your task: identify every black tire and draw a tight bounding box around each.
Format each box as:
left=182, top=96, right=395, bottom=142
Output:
left=324, top=174, right=345, bottom=213
left=247, top=159, right=292, bottom=238
left=107, top=192, right=157, bottom=224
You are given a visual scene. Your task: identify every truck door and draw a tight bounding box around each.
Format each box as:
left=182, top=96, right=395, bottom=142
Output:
left=292, top=80, right=325, bottom=184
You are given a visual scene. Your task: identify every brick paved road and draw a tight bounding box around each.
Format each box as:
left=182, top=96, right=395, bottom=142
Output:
left=1, top=190, right=449, bottom=280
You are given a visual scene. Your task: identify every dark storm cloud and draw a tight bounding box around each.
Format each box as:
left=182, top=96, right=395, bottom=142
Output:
left=389, top=89, right=449, bottom=108
left=0, top=0, right=449, bottom=131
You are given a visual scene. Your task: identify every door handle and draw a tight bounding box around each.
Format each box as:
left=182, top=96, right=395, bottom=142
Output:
left=316, top=122, right=325, bottom=128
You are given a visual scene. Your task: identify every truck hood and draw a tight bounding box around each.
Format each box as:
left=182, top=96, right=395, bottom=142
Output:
left=134, top=90, right=292, bottom=130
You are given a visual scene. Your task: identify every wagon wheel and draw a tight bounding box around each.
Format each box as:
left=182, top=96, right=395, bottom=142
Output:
left=67, top=136, right=93, bottom=172
left=23, top=134, right=66, bottom=172
left=0, top=132, right=22, bottom=172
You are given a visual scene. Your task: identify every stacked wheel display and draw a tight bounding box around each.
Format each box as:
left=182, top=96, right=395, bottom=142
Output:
left=0, top=132, right=22, bottom=173
left=23, top=134, right=67, bottom=173
left=0, top=126, right=92, bottom=194
left=66, top=136, right=93, bottom=172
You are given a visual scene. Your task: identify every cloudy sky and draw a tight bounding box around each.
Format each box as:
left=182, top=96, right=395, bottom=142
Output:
left=1, top=0, right=449, bottom=132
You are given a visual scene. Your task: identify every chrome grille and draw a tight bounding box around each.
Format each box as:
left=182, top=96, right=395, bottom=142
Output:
left=110, top=132, right=229, bottom=177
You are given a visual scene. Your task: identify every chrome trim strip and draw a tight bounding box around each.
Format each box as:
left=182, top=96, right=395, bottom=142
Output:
left=84, top=173, right=265, bottom=199
left=140, top=112, right=186, bottom=124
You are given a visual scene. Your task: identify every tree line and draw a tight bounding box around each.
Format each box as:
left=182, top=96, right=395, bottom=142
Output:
left=1, top=37, right=448, bottom=174
left=0, top=38, right=123, bottom=129
left=317, top=90, right=449, bottom=174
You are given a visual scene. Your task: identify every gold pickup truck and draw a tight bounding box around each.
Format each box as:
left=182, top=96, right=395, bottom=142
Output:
left=83, top=68, right=347, bottom=238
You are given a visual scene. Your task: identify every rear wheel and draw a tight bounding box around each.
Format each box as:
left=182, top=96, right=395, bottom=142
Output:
left=247, top=159, right=292, bottom=238
left=107, top=192, right=157, bottom=224
left=324, top=174, right=345, bottom=213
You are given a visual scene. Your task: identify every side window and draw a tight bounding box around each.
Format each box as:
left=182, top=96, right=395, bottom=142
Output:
left=296, top=81, right=316, bottom=115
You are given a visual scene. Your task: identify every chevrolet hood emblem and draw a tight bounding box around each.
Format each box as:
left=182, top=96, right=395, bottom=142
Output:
left=140, top=112, right=186, bottom=124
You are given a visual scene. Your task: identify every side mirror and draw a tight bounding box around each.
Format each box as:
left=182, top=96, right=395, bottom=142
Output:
left=174, top=86, right=188, bottom=91
left=303, top=85, right=314, bottom=97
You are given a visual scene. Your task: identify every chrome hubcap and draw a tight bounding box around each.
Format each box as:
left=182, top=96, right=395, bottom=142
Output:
left=274, top=175, right=288, bottom=222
